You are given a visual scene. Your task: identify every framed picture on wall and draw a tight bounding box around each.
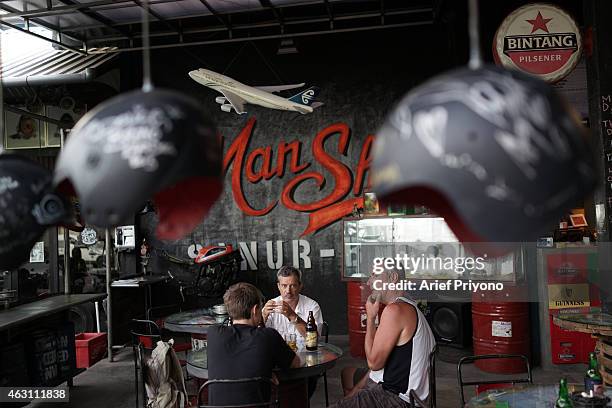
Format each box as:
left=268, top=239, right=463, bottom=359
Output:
left=4, top=107, right=44, bottom=149
left=46, top=102, right=85, bottom=147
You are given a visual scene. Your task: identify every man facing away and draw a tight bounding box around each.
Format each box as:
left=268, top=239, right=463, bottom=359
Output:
left=207, top=282, right=301, bottom=406
left=333, top=269, right=436, bottom=408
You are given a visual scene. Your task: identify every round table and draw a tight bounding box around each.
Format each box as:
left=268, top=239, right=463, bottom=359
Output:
left=163, top=308, right=228, bottom=334
left=466, top=384, right=612, bottom=407
left=187, top=342, right=343, bottom=408
left=553, top=312, right=612, bottom=386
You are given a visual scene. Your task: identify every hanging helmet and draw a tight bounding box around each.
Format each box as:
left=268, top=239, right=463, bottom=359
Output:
left=0, top=154, right=68, bottom=269
left=371, top=65, right=597, bottom=245
left=54, top=88, right=223, bottom=240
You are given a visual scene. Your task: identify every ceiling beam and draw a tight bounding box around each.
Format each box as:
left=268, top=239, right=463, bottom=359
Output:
left=258, top=0, right=284, bottom=32
left=83, top=8, right=431, bottom=44
left=0, top=19, right=86, bottom=54
left=55, top=0, right=133, bottom=39
left=0, top=2, right=85, bottom=44
left=131, top=0, right=182, bottom=38
left=323, top=0, right=334, bottom=28
left=0, top=0, right=134, bottom=19
left=198, top=0, right=231, bottom=32
left=96, top=19, right=434, bottom=53
left=60, top=0, right=330, bottom=32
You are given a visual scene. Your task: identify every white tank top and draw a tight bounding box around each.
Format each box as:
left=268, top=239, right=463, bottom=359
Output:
left=369, top=297, right=436, bottom=402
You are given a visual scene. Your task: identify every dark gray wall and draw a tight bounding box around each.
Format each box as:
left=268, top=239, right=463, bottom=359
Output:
left=132, top=27, right=457, bottom=333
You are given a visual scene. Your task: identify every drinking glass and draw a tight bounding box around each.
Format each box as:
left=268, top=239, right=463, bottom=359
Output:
left=284, top=333, right=297, bottom=352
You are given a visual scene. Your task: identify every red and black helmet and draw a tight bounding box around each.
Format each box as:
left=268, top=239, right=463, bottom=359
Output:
left=0, top=154, right=68, bottom=269
left=372, top=65, right=597, bottom=245
left=54, top=89, right=223, bottom=240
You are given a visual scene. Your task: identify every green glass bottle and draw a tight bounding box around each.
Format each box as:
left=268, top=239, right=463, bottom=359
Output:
left=555, top=378, right=573, bottom=408
left=584, top=351, right=604, bottom=395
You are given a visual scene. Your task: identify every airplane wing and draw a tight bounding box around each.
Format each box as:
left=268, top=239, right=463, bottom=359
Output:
left=219, top=89, right=246, bottom=114
left=255, top=83, right=305, bottom=93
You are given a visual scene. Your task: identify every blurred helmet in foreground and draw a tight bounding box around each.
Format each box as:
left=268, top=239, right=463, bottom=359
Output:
left=0, top=155, right=68, bottom=269
left=54, top=89, right=223, bottom=240
left=372, top=65, right=597, bottom=246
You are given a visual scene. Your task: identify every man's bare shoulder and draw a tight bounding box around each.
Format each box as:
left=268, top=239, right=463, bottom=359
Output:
left=382, top=302, right=417, bottom=319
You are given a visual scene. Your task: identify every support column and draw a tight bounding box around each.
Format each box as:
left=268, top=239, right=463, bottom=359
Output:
left=584, top=0, right=612, bottom=311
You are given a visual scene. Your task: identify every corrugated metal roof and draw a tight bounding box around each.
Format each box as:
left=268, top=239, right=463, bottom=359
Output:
left=1, top=47, right=118, bottom=87
left=0, top=1, right=434, bottom=52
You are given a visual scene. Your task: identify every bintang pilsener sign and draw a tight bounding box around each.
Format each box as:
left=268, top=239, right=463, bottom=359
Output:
left=494, top=3, right=582, bottom=83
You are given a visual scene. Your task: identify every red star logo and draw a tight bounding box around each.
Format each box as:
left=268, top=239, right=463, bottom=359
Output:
left=526, top=11, right=552, bottom=33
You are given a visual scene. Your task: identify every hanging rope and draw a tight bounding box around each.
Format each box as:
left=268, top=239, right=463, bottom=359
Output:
left=141, top=0, right=153, bottom=92
left=249, top=41, right=285, bottom=84
left=222, top=41, right=249, bottom=74
left=467, top=0, right=482, bottom=70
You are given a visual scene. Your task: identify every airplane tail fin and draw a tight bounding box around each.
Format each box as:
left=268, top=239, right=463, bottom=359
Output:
left=288, top=86, right=320, bottom=107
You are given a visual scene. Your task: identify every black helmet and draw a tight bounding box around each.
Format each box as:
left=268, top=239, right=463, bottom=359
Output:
left=0, top=154, right=68, bottom=269
left=54, top=89, right=223, bottom=240
left=371, top=65, right=597, bottom=244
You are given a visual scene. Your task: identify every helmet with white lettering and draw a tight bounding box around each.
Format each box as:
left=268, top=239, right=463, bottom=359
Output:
left=371, top=65, right=597, bottom=244
left=0, top=154, right=68, bottom=269
left=53, top=88, right=223, bottom=240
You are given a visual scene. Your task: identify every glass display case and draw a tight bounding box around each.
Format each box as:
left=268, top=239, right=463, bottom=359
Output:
left=342, top=215, right=524, bottom=282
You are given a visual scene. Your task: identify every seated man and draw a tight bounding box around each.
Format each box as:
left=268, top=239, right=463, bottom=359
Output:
left=333, top=269, right=436, bottom=408
left=207, top=282, right=301, bottom=406
left=262, top=265, right=324, bottom=341
left=262, top=265, right=324, bottom=398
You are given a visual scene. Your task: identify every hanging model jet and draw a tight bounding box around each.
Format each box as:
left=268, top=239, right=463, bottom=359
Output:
left=188, top=68, right=323, bottom=114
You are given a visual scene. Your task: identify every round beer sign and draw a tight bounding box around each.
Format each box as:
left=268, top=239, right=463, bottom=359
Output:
left=493, top=3, right=581, bottom=83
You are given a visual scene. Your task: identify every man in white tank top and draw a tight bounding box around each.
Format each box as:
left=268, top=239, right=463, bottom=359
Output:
left=333, top=269, right=436, bottom=408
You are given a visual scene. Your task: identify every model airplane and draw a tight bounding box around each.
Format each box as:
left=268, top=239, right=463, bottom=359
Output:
left=188, top=68, right=323, bottom=114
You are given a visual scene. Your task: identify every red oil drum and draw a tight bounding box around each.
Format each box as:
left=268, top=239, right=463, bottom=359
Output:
left=347, top=281, right=384, bottom=359
left=472, top=286, right=530, bottom=374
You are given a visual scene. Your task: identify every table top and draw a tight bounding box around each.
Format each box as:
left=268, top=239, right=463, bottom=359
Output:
left=553, top=312, right=612, bottom=335
left=111, top=275, right=168, bottom=288
left=186, top=342, right=343, bottom=381
left=0, top=294, right=106, bottom=332
left=466, top=384, right=612, bottom=407
left=164, top=308, right=228, bottom=334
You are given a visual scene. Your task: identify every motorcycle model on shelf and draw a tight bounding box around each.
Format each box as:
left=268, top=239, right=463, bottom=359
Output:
left=158, top=245, right=242, bottom=305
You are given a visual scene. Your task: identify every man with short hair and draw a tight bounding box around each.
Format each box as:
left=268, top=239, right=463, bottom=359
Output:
left=263, top=265, right=324, bottom=398
left=333, top=269, right=436, bottom=408
left=263, top=265, right=324, bottom=339
left=207, top=282, right=301, bottom=406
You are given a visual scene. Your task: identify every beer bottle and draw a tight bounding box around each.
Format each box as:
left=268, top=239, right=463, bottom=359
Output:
left=305, top=311, right=318, bottom=351
left=555, top=378, right=573, bottom=408
left=584, top=351, right=604, bottom=395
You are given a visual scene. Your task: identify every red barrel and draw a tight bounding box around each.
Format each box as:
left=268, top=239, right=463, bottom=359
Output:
left=347, top=282, right=384, bottom=358
left=472, top=286, right=530, bottom=374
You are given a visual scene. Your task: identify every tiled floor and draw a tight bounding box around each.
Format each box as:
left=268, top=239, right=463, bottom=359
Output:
left=29, top=335, right=586, bottom=408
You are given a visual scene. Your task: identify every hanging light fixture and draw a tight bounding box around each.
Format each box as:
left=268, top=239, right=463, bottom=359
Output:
left=53, top=0, right=223, bottom=240
left=369, top=0, right=596, bottom=249
left=277, top=38, right=298, bottom=55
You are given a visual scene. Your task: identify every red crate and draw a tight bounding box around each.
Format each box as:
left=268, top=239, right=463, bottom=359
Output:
left=75, top=333, right=107, bottom=368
